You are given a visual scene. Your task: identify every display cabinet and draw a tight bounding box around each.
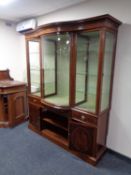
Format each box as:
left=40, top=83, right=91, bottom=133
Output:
left=26, top=14, right=121, bottom=165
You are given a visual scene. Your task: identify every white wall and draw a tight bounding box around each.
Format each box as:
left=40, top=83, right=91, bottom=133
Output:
left=107, top=25, right=131, bottom=157
left=37, top=0, right=131, bottom=25
left=37, top=0, right=131, bottom=158
left=0, top=20, right=26, bottom=81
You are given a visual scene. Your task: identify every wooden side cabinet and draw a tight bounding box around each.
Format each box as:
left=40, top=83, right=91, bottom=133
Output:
left=0, top=70, right=28, bottom=127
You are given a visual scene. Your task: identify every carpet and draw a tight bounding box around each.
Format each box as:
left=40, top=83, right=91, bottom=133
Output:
left=0, top=122, right=131, bottom=175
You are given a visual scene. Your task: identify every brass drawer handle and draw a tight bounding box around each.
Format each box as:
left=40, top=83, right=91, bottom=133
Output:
left=33, top=99, right=37, bottom=102
left=81, top=115, right=85, bottom=120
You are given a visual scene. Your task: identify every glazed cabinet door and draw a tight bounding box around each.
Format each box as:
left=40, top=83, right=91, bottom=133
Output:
left=41, top=33, right=71, bottom=106
left=69, top=121, right=96, bottom=156
left=100, top=32, right=116, bottom=112
left=8, top=91, right=27, bottom=127
left=27, top=39, right=41, bottom=97
left=75, top=31, right=100, bottom=113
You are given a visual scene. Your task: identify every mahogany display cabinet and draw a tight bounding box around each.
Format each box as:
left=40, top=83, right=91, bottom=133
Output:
left=25, top=14, right=121, bottom=165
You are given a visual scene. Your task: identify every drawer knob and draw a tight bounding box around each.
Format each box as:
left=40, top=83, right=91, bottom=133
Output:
left=33, top=99, right=37, bottom=102
left=81, top=115, right=85, bottom=120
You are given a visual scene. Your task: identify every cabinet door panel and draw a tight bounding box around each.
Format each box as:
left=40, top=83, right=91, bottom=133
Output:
left=69, top=121, right=96, bottom=155
left=41, top=33, right=71, bottom=106
left=29, top=103, right=41, bottom=130
left=8, top=91, right=27, bottom=126
left=0, top=95, right=6, bottom=122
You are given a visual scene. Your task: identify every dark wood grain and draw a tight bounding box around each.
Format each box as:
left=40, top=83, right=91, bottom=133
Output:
left=0, top=69, right=13, bottom=80
left=0, top=70, right=28, bottom=127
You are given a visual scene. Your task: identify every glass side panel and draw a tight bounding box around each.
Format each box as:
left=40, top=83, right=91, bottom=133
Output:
left=29, top=41, right=40, bottom=96
left=43, top=40, right=56, bottom=96
left=101, top=32, right=115, bottom=111
left=42, top=33, right=70, bottom=106
left=75, top=32, right=100, bottom=113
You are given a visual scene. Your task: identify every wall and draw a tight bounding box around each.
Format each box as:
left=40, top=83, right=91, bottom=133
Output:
left=37, top=0, right=131, bottom=158
left=0, top=20, right=26, bottom=81
left=37, top=0, right=131, bottom=25
left=107, top=25, right=131, bottom=157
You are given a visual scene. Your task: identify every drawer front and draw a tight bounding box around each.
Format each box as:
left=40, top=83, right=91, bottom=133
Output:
left=72, top=110, right=97, bottom=126
left=28, top=96, right=41, bottom=106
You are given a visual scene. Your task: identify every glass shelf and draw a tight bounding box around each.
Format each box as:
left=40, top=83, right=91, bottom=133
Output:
left=30, top=68, right=40, bottom=71
left=29, top=52, right=39, bottom=54
left=44, top=68, right=55, bottom=70
left=44, top=82, right=55, bottom=84
left=76, top=72, right=97, bottom=76
left=44, top=95, right=69, bottom=106
left=31, top=92, right=41, bottom=96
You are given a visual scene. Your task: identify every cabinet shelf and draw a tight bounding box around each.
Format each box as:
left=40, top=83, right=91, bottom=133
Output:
left=42, top=110, right=68, bottom=132
left=29, top=52, right=39, bottom=54
left=41, top=109, right=68, bottom=145
left=44, top=68, right=55, bottom=71
left=30, top=68, right=40, bottom=71
left=43, top=117, right=68, bottom=131
left=76, top=72, right=97, bottom=77
left=44, top=82, right=55, bottom=84
left=42, top=129, right=68, bottom=146
left=76, top=90, right=85, bottom=93
left=4, top=104, right=8, bottom=107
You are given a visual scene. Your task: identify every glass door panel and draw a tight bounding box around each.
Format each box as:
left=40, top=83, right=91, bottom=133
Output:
left=42, top=33, right=70, bottom=106
left=28, top=41, right=40, bottom=96
left=43, top=40, right=56, bottom=96
left=75, top=32, right=100, bottom=112
left=100, top=32, right=115, bottom=111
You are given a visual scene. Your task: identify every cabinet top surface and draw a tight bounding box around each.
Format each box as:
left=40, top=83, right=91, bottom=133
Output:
left=0, top=80, right=26, bottom=88
left=25, top=14, right=121, bottom=37
left=39, top=14, right=121, bottom=27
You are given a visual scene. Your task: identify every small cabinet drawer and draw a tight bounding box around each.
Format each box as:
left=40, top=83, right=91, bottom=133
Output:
left=28, top=96, right=41, bottom=105
left=72, top=110, right=97, bottom=126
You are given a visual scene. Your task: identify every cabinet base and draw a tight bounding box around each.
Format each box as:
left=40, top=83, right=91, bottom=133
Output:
left=0, top=118, right=28, bottom=128
left=0, top=122, right=9, bottom=128
left=28, top=123, right=106, bottom=165
left=9, top=117, right=28, bottom=128
left=70, top=146, right=106, bottom=165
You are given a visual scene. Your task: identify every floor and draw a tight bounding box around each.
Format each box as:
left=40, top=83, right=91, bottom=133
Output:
left=0, top=122, right=131, bottom=175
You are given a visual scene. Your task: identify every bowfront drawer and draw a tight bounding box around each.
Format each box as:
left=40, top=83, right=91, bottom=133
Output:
left=72, top=110, right=97, bottom=126
left=28, top=96, right=41, bottom=105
